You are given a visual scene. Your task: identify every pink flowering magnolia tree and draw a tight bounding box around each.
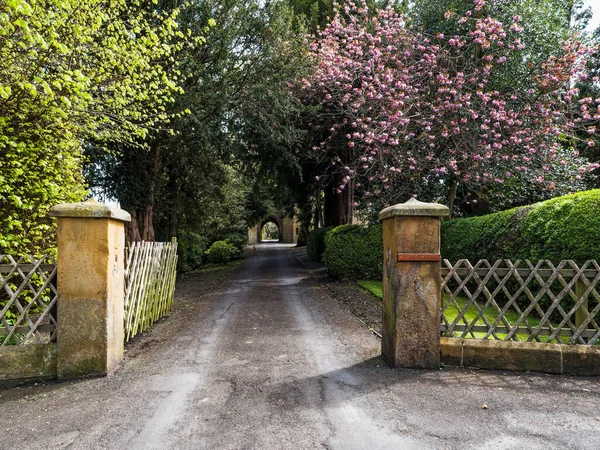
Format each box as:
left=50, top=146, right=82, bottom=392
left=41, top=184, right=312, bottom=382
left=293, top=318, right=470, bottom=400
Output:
left=301, top=0, right=600, bottom=217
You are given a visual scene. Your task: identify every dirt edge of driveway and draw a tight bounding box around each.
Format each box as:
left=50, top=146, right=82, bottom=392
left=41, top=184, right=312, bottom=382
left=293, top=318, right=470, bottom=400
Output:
left=291, top=246, right=383, bottom=337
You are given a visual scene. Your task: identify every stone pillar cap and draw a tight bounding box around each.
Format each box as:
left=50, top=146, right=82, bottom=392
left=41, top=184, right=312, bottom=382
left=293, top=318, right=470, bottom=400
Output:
left=49, top=198, right=131, bottom=222
left=379, top=198, right=450, bottom=221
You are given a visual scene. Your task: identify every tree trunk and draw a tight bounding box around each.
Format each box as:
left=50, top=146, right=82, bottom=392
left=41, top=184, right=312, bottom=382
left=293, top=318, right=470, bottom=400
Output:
left=141, top=205, right=155, bottom=241
left=347, top=178, right=354, bottom=225
left=324, top=173, right=353, bottom=227
left=297, top=224, right=309, bottom=247
left=127, top=208, right=142, bottom=243
left=131, top=143, right=161, bottom=242
left=143, top=143, right=160, bottom=241
left=314, top=186, right=321, bottom=229
left=447, top=177, right=458, bottom=219
left=168, top=176, right=179, bottom=239
left=125, top=206, right=155, bottom=242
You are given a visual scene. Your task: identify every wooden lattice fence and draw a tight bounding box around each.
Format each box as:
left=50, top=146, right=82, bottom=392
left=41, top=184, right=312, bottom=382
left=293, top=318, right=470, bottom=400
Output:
left=124, top=240, right=178, bottom=341
left=441, top=259, right=600, bottom=344
left=0, top=255, right=58, bottom=346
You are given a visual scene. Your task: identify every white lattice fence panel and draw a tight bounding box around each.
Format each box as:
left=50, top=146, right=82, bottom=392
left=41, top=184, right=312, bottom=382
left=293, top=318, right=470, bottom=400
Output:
left=124, top=240, right=178, bottom=341
left=441, top=259, right=600, bottom=344
left=0, top=255, right=58, bottom=345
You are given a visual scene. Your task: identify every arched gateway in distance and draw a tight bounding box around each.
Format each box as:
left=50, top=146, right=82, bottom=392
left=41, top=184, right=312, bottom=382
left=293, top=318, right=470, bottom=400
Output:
left=247, top=212, right=299, bottom=244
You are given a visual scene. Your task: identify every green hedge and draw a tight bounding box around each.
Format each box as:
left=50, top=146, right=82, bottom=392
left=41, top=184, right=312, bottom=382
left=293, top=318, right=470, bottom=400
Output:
left=205, top=240, right=238, bottom=264
left=441, top=189, right=600, bottom=264
left=225, top=231, right=247, bottom=256
left=322, top=224, right=383, bottom=280
left=307, top=227, right=332, bottom=262
left=317, top=190, right=600, bottom=280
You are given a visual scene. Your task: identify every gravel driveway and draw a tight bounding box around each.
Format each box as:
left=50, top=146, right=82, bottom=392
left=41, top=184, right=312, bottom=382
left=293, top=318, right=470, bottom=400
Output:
left=1, top=243, right=599, bottom=449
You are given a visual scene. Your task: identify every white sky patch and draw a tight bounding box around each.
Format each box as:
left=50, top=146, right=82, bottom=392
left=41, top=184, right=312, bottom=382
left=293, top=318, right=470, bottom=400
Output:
left=583, top=0, right=600, bottom=32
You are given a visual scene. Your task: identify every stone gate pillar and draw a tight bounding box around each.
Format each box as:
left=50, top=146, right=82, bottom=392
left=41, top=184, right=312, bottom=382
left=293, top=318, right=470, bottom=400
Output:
left=379, top=198, right=449, bottom=369
left=49, top=198, right=130, bottom=379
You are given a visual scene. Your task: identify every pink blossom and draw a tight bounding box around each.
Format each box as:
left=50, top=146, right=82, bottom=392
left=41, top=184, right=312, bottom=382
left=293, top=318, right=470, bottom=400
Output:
left=299, top=0, right=598, bottom=210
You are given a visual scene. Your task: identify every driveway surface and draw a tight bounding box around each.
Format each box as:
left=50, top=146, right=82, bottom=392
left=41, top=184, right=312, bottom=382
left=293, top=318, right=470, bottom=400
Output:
left=1, top=243, right=600, bottom=449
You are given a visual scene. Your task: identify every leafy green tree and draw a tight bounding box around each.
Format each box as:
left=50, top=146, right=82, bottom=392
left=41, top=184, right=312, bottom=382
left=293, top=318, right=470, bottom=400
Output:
left=88, top=0, right=312, bottom=265
left=286, top=0, right=336, bottom=33
left=407, top=0, right=597, bottom=214
left=285, top=0, right=393, bottom=33
left=0, top=0, right=186, bottom=255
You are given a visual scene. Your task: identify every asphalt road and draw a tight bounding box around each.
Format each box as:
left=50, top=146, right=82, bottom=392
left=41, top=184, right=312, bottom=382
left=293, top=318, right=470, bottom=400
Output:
left=1, top=243, right=600, bottom=449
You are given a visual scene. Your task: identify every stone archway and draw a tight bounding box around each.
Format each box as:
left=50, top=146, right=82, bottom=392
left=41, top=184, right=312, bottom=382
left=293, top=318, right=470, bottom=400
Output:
left=259, top=215, right=282, bottom=242
left=248, top=212, right=299, bottom=244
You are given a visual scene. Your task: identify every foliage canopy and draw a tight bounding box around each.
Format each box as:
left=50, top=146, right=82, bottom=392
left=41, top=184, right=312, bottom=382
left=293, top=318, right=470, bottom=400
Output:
left=0, top=0, right=187, bottom=254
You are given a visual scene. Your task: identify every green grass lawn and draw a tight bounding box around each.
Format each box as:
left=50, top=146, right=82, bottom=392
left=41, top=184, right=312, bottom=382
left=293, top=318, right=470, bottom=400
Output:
left=356, top=280, right=574, bottom=343
left=442, top=295, right=549, bottom=341
left=357, top=280, right=383, bottom=299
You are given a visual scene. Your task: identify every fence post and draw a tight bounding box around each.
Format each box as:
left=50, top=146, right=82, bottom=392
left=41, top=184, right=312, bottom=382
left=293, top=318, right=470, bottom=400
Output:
left=49, top=198, right=131, bottom=379
left=575, top=277, right=590, bottom=330
left=379, top=198, right=450, bottom=369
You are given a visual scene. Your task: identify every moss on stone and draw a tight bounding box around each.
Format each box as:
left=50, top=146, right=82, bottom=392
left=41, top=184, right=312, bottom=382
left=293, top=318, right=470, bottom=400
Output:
left=49, top=198, right=131, bottom=222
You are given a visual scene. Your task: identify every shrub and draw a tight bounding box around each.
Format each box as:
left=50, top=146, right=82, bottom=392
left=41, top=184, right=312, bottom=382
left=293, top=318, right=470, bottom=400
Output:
left=441, top=207, right=525, bottom=262
left=307, top=227, right=332, bottom=262
left=177, top=232, right=207, bottom=273
left=204, top=240, right=238, bottom=264
left=323, top=224, right=383, bottom=280
left=441, top=189, right=600, bottom=264
left=315, top=190, right=600, bottom=280
left=225, top=231, right=247, bottom=256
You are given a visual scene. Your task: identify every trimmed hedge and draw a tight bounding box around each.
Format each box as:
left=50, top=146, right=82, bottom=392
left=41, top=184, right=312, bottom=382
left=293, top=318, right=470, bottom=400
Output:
left=205, top=240, right=238, bottom=264
left=322, top=224, right=383, bottom=280
left=441, top=189, right=600, bottom=264
left=318, top=190, right=600, bottom=280
left=307, top=227, right=332, bottom=262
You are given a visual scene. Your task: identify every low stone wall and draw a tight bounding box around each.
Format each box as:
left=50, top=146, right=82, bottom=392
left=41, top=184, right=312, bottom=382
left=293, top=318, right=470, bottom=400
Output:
left=0, top=344, right=57, bottom=386
left=441, top=337, right=600, bottom=375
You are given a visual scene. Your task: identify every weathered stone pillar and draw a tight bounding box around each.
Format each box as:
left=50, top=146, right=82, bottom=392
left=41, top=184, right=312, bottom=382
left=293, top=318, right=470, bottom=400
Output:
left=49, top=198, right=131, bottom=379
left=379, top=198, right=449, bottom=369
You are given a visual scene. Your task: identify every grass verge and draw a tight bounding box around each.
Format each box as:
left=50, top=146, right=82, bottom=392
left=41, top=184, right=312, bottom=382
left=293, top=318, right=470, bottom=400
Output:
left=357, top=280, right=383, bottom=299
left=356, top=280, right=573, bottom=343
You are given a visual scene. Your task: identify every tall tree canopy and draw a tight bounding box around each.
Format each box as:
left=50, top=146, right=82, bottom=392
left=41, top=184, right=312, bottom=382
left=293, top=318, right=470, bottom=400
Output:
left=0, top=0, right=186, bottom=254
left=299, top=0, right=599, bottom=221
left=86, top=0, right=312, bottom=266
left=3, top=0, right=600, bottom=266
